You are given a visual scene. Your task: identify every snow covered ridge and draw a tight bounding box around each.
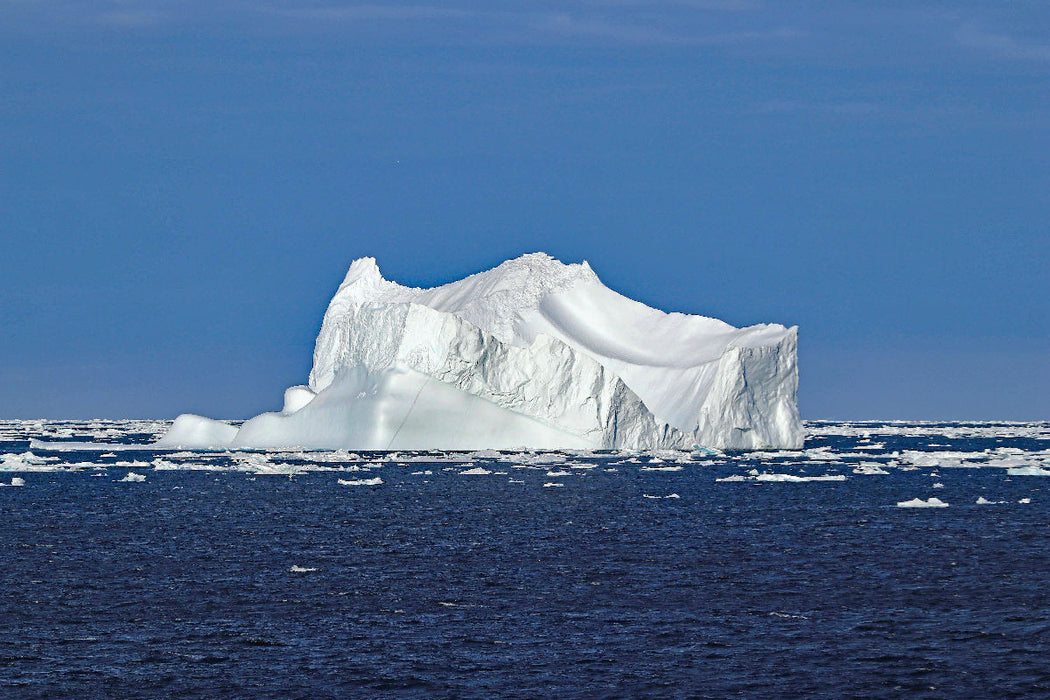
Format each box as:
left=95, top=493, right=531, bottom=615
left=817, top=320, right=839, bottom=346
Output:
left=158, top=253, right=803, bottom=450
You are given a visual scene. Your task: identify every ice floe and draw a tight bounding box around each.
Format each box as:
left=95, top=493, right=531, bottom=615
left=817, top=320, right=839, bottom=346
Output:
left=1006, top=466, right=1050, bottom=476
left=337, top=477, right=383, bottom=486
left=896, top=497, right=949, bottom=508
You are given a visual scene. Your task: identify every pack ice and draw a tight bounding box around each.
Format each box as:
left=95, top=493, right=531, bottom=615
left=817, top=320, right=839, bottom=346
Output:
left=159, top=254, right=802, bottom=450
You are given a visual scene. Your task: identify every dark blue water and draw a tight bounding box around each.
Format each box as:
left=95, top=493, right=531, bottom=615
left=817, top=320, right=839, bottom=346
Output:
left=1, top=421, right=1049, bottom=698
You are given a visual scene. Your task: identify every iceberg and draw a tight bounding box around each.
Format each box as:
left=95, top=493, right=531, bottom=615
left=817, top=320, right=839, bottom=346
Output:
left=159, top=253, right=802, bottom=451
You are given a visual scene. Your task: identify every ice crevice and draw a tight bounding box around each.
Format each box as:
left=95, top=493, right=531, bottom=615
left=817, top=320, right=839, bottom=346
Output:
left=157, top=253, right=803, bottom=451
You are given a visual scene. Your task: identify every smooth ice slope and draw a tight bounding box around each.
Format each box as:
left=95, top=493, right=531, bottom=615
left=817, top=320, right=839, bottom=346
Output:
left=158, top=253, right=803, bottom=450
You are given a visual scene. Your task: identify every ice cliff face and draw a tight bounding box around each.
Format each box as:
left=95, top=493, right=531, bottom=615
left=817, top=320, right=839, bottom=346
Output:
left=158, top=253, right=803, bottom=450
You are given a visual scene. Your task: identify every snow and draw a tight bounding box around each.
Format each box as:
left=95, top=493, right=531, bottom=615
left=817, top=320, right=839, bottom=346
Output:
left=157, top=253, right=802, bottom=451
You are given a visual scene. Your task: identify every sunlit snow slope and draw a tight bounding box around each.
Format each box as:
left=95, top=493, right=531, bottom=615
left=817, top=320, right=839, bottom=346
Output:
left=159, top=253, right=802, bottom=450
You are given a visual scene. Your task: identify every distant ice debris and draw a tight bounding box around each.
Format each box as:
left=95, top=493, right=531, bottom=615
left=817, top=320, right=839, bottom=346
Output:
left=156, top=253, right=802, bottom=451
left=289, top=565, right=317, bottom=573
left=1, top=477, right=26, bottom=487
left=897, top=497, right=949, bottom=508
left=460, top=466, right=492, bottom=475
left=543, top=482, right=564, bottom=488
left=643, top=493, right=680, bottom=499
left=119, top=472, right=146, bottom=482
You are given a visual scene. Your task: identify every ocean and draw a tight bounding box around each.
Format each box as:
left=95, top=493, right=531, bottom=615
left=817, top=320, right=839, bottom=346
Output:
left=1, top=420, right=1048, bottom=698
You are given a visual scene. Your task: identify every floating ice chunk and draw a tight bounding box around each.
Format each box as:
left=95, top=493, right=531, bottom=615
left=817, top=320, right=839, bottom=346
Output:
left=715, top=475, right=749, bottom=482
left=3, top=477, right=26, bottom=487
left=18, top=452, right=57, bottom=465
left=853, top=463, right=889, bottom=475
left=643, top=493, right=680, bottom=499
left=975, top=497, right=1006, bottom=505
left=1019, top=498, right=1031, bottom=504
left=640, top=465, right=683, bottom=472
left=897, top=497, right=948, bottom=508
left=932, top=482, right=944, bottom=489
left=543, top=482, right=564, bottom=488
left=460, top=466, right=492, bottom=475
left=1006, top=466, right=1050, bottom=476
left=289, top=565, right=317, bottom=572
left=119, top=472, right=146, bottom=482
left=545, top=470, right=571, bottom=477
left=754, top=473, right=846, bottom=482
left=337, top=477, right=383, bottom=486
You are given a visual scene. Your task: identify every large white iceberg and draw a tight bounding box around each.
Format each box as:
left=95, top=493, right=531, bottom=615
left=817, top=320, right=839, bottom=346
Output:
left=158, top=253, right=802, bottom=451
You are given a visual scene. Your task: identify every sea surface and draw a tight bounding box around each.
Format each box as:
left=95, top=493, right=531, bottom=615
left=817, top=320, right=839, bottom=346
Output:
left=1, top=420, right=1049, bottom=698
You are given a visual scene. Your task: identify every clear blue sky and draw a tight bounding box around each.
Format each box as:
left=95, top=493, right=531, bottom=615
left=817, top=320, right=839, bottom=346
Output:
left=1, top=2, right=1047, bottom=420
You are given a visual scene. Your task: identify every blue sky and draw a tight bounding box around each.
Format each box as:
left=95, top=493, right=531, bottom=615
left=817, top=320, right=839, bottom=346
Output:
left=1, top=1, right=1047, bottom=419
